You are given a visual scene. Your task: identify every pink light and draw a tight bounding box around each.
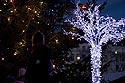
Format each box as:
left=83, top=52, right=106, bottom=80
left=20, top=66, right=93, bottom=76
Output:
left=10, top=0, right=14, bottom=3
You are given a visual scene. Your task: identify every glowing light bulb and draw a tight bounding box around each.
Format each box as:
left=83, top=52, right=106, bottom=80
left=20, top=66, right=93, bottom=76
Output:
left=14, top=52, right=17, bottom=56
left=71, top=37, right=74, bottom=39
left=76, top=56, right=80, bottom=60
left=8, top=17, right=11, bottom=22
left=34, top=11, right=37, bottom=13
left=10, top=10, right=13, bottom=13
left=2, top=57, right=5, bottom=61
left=55, top=39, right=58, bottom=43
left=53, top=65, right=56, bottom=68
left=40, top=2, right=43, bottom=5
left=115, top=51, right=118, bottom=54
left=4, top=3, right=6, bottom=5
left=22, top=30, right=25, bottom=33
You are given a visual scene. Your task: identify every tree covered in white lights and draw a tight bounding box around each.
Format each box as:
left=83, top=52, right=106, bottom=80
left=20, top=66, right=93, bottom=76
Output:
left=64, top=0, right=125, bottom=83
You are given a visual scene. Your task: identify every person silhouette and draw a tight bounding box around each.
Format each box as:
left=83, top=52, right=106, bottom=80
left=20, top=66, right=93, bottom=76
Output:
left=27, top=31, right=51, bottom=83
left=14, top=67, right=28, bottom=83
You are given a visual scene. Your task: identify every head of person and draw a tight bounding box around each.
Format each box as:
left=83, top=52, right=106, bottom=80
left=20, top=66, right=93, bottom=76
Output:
left=32, top=31, right=45, bottom=46
left=18, top=68, right=26, bottom=77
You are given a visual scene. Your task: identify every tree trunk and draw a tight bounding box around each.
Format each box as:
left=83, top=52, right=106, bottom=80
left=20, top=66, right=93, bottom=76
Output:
left=90, top=45, right=102, bottom=83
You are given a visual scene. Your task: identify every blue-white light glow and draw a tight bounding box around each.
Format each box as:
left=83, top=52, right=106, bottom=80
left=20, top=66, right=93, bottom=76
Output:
left=64, top=1, right=125, bottom=83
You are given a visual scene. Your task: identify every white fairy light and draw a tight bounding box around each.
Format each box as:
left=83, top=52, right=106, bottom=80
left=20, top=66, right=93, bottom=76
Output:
left=64, top=1, right=125, bottom=83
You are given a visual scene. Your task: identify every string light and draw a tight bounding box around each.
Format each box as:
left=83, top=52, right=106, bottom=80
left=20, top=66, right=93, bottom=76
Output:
left=71, top=36, right=74, bottom=39
left=22, top=20, right=25, bottom=23
left=4, top=3, right=7, bottom=6
left=40, top=2, right=43, bottom=5
left=10, top=10, right=13, bottom=13
left=115, top=50, right=118, bottom=54
left=55, top=39, right=59, bottom=43
left=76, top=56, right=81, bottom=60
left=22, top=30, right=25, bottom=33
left=1, top=57, right=5, bottom=61
left=14, top=9, right=16, bottom=13
left=19, top=39, right=26, bottom=47
left=34, top=11, right=37, bottom=13
left=8, top=17, right=12, bottom=23
left=53, top=64, right=56, bottom=68
left=28, top=7, right=31, bottom=10
left=64, top=1, right=125, bottom=83
left=19, top=42, right=23, bottom=45
left=14, top=51, right=17, bottom=56
left=37, top=13, right=40, bottom=16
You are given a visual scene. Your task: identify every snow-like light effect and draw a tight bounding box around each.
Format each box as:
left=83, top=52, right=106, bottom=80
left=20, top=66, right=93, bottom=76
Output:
left=64, top=1, right=125, bottom=83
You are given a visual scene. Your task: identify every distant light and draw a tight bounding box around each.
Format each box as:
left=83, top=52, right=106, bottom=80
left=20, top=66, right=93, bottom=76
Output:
left=22, top=30, right=25, bottom=33
left=19, top=42, right=23, bottom=45
left=8, top=17, right=11, bottom=22
left=10, top=10, right=13, bottom=13
left=115, top=51, right=118, bottom=54
left=14, top=52, right=17, bottom=56
left=32, top=18, right=34, bottom=20
left=37, top=13, right=40, bottom=16
left=55, top=39, right=59, bottom=43
left=4, top=3, right=6, bottom=6
left=76, top=56, right=81, bottom=60
left=2, top=57, right=5, bottom=61
left=40, top=2, right=43, bottom=5
left=72, top=28, right=75, bottom=30
left=14, top=9, right=16, bottom=12
left=34, top=11, right=37, bottom=13
left=71, top=37, right=74, bottom=39
left=28, top=7, right=31, bottom=10
left=53, top=65, right=55, bottom=68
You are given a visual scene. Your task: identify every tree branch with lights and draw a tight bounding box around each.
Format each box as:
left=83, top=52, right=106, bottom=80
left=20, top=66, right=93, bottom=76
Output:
left=64, top=0, right=125, bottom=83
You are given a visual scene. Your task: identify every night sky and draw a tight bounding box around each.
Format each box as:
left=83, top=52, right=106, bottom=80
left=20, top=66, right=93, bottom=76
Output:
left=81, top=0, right=125, bottom=19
